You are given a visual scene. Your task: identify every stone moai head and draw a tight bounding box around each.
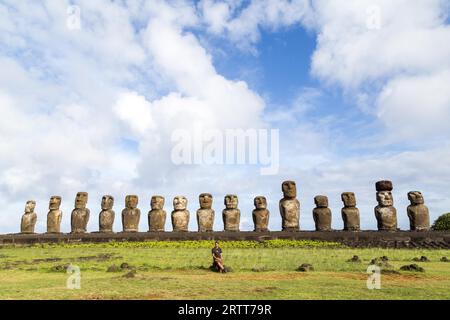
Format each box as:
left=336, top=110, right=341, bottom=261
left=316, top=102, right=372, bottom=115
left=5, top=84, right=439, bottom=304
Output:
left=282, top=181, right=297, bottom=199
left=376, top=180, right=394, bottom=207
left=377, top=191, right=394, bottom=207
left=408, top=191, right=424, bottom=205
left=341, top=192, right=356, bottom=207
left=25, top=200, right=36, bottom=213
left=125, top=195, right=139, bottom=209
left=75, top=192, right=88, bottom=209
left=173, top=196, right=187, bottom=210
left=101, top=195, right=114, bottom=210
left=199, top=193, right=213, bottom=209
left=49, top=196, right=62, bottom=210
left=151, top=196, right=165, bottom=210
left=224, top=195, right=238, bottom=209
left=314, top=195, right=329, bottom=208
left=254, top=196, right=267, bottom=209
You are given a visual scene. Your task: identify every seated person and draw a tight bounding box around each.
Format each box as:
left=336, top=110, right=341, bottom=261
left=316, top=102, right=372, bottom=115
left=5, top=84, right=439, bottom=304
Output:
left=211, top=241, right=226, bottom=273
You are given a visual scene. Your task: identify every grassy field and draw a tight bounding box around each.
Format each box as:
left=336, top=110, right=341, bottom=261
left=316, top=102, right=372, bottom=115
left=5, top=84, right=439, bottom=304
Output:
left=0, top=240, right=449, bottom=300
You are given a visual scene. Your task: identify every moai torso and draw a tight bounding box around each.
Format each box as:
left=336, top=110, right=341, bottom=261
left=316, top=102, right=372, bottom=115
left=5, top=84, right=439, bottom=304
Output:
left=99, top=195, right=115, bottom=233
left=374, top=181, right=397, bottom=231
left=197, top=193, right=214, bottom=232
left=252, top=196, right=269, bottom=232
left=341, top=192, right=360, bottom=231
left=279, top=181, right=300, bottom=231
left=313, top=196, right=332, bottom=231
left=47, top=196, right=62, bottom=233
left=223, top=195, right=240, bottom=232
left=122, top=195, right=140, bottom=232
left=171, top=196, right=189, bottom=232
left=71, top=192, right=90, bottom=233
left=148, top=196, right=166, bottom=232
left=21, top=200, right=37, bottom=234
left=407, top=191, right=430, bottom=231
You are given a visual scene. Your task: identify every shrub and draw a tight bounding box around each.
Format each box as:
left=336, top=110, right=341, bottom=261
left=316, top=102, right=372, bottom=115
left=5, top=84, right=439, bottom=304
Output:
left=432, top=213, right=450, bottom=231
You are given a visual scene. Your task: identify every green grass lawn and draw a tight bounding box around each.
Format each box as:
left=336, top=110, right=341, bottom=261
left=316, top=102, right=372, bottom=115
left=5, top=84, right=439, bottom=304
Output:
left=0, top=240, right=449, bottom=300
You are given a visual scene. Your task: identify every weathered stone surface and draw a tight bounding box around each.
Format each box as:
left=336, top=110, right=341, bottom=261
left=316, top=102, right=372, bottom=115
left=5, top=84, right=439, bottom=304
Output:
left=407, top=191, right=430, bottom=231
left=122, top=195, right=140, bottom=232
left=313, top=195, right=332, bottom=231
left=252, top=196, right=269, bottom=232
left=148, top=196, right=166, bottom=232
left=99, top=195, right=115, bottom=233
left=197, top=193, right=214, bottom=232
left=341, top=192, right=360, bottom=231
left=47, top=196, right=62, bottom=233
left=71, top=192, right=90, bottom=234
left=21, top=200, right=37, bottom=234
left=171, top=196, right=189, bottom=232
left=375, top=182, right=397, bottom=231
left=279, top=181, right=300, bottom=231
left=376, top=180, right=393, bottom=192
left=223, top=195, right=240, bottom=232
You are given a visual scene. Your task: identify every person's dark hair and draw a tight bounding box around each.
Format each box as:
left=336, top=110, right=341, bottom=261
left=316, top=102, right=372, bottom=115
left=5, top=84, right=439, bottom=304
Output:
left=215, top=241, right=219, bottom=245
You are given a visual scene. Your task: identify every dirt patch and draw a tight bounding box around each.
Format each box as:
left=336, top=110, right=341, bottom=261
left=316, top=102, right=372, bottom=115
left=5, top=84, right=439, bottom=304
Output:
left=253, top=286, right=279, bottom=293
left=75, top=253, right=119, bottom=262
left=32, top=257, right=62, bottom=263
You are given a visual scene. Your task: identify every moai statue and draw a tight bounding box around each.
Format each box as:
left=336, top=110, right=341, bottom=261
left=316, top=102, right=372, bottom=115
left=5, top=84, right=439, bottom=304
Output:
left=313, top=196, right=332, bottom=231
left=407, top=191, right=430, bottom=231
left=99, top=195, right=115, bottom=233
left=21, top=200, right=37, bottom=234
left=171, top=196, right=189, bottom=232
left=279, top=181, right=300, bottom=231
left=71, top=192, right=90, bottom=233
left=341, top=192, right=360, bottom=231
left=122, top=195, right=140, bottom=232
left=223, top=195, right=240, bottom=232
left=374, top=180, right=398, bottom=231
left=252, top=196, right=270, bottom=232
left=196, top=193, right=214, bottom=232
left=47, top=196, right=63, bottom=233
left=148, top=196, right=166, bottom=232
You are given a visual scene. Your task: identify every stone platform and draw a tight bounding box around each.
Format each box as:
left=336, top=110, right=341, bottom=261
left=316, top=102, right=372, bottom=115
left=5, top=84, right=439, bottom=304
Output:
left=1, top=231, right=449, bottom=248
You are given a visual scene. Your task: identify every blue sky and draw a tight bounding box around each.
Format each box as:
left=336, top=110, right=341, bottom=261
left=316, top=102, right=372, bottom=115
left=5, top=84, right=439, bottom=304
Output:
left=0, top=0, right=449, bottom=233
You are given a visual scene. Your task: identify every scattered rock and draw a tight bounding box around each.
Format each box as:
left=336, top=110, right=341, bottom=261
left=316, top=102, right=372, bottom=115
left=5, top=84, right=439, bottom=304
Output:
left=252, top=266, right=268, bottom=272
left=400, top=264, right=425, bottom=272
left=123, top=270, right=137, bottom=278
left=106, top=265, right=121, bottom=272
left=223, top=266, right=231, bottom=273
left=297, top=264, right=314, bottom=272
left=440, top=257, right=449, bottom=262
left=51, top=264, right=69, bottom=272
left=412, top=256, right=429, bottom=262
left=370, top=258, right=392, bottom=269
left=347, top=255, right=361, bottom=262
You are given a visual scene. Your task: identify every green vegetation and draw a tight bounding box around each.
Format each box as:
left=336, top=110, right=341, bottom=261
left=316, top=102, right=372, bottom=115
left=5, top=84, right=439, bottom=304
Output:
left=0, top=240, right=449, bottom=300
left=433, top=213, right=450, bottom=231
